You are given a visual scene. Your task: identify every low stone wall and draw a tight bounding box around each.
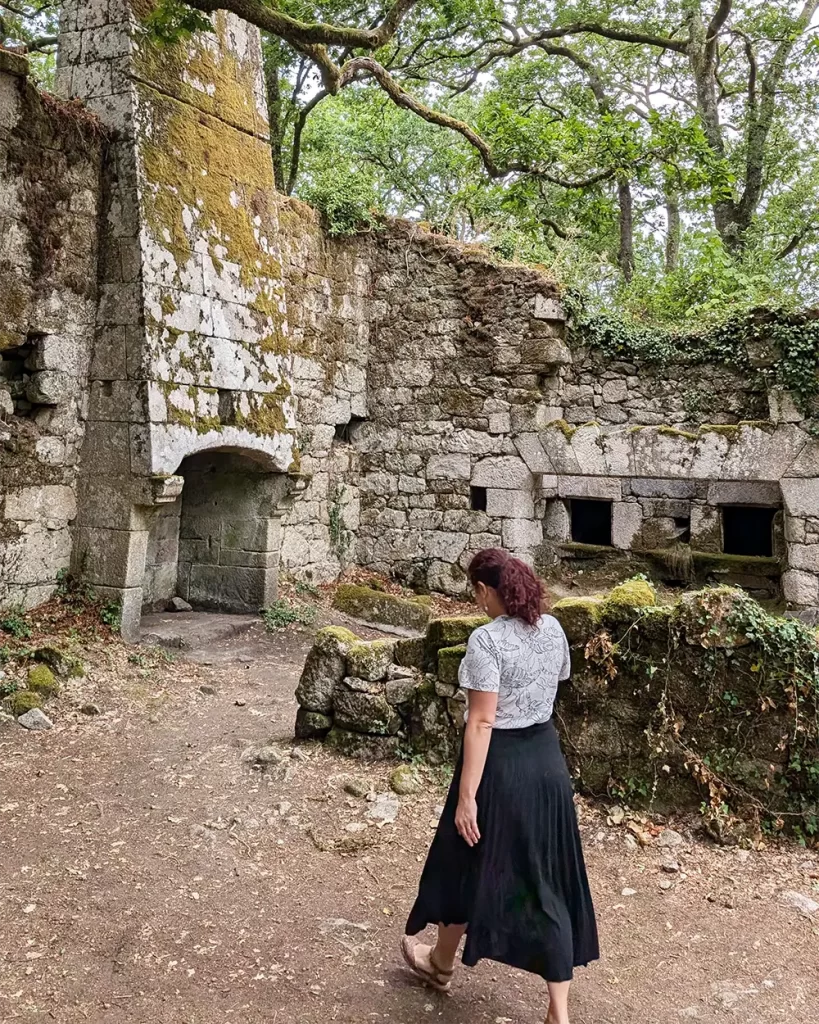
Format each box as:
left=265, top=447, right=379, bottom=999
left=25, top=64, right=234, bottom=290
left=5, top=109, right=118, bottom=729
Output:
left=295, top=589, right=819, bottom=834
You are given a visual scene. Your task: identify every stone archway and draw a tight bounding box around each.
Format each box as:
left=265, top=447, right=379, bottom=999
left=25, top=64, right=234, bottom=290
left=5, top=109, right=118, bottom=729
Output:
left=144, top=451, right=290, bottom=615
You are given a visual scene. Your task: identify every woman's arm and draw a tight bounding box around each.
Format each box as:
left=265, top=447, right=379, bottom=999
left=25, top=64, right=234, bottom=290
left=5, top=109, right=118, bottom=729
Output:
left=455, top=689, right=498, bottom=847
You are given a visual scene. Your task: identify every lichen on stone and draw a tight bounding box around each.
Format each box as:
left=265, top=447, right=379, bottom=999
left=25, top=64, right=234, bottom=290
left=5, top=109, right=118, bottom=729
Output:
left=332, top=584, right=432, bottom=632
left=552, top=596, right=603, bottom=643
left=601, top=578, right=657, bottom=622
left=437, top=644, right=466, bottom=687
left=27, top=663, right=59, bottom=697
left=346, top=640, right=395, bottom=682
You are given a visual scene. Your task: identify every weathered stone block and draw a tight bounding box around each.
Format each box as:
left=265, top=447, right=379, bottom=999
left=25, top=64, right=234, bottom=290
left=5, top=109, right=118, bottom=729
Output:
left=333, top=584, right=431, bottom=632
left=472, top=456, right=530, bottom=489
left=486, top=488, right=534, bottom=519
left=612, top=501, right=643, bottom=550
left=558, top=476, right=622, bottom=501
left=346, top=640, right=395, bottom=682
left=296, top=626, right=357, bottom=713
left=502, top=518, right=542, bottom=551
left=437, top=644, right=466, bottom=687
left=325, top=727, right=401, bottom=761
left=5, top=486, right=77, bottom=522
left=781, top=479, right=819, bottom=518
left=782, top=570, right=819, bottom=606
left=708, top=481, right=782, bottom=506
left=295, top=707, right=333, bottom=739
left=427, top=454, right=471, bottom=480
left=533, top=294, right=565, bottom=321
left=333, top=686, right=401, bottom=735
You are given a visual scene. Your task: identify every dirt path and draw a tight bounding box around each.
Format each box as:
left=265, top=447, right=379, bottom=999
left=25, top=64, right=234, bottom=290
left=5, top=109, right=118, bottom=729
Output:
left=1, top=618, right=817, bottom=1024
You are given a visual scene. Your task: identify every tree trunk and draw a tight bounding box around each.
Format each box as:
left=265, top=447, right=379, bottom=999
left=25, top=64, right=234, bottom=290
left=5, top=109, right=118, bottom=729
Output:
left=665, top=195, right=681, bottom=272
left=617, top=176, right=635, bottom=282
left=265, top=57, right=285, bottom=192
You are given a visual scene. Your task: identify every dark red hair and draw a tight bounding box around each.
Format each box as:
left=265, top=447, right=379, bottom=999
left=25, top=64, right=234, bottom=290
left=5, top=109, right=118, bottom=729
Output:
left=468, top=548, right=544, bottom=626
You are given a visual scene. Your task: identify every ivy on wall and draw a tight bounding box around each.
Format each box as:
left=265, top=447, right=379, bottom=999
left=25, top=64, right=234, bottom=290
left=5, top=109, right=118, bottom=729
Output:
left=566, top=295, right=819, bottom=413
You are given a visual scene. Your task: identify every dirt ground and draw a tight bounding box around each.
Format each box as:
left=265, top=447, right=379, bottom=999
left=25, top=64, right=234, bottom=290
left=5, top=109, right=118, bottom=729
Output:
left=1, top=614, right=817, bottom=1024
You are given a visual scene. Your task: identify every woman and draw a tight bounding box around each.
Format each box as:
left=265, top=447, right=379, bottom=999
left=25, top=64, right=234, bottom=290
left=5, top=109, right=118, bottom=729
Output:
left=402, top=548, right=599, bottom=1024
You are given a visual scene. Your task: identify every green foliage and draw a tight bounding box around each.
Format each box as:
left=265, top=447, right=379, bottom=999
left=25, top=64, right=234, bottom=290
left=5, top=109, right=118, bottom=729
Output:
left=566, top=296, right=819, bottom=412
left=99, top=601, right=122, bottom=631
left=0, top=1, right=60, bottom=85
left=9, top=688, right=43, bottom=716
left=1, top=608, right=32, bottom=640
left=299, top=165, right=379, bottom=236
left=262, top=599, right=317, bottom=631
left=141, top=0, right=213, bottom=44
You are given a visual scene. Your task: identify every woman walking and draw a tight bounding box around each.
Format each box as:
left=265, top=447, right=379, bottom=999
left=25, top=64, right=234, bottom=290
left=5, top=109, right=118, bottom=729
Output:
left=402, top=548, right=599, bottom=1024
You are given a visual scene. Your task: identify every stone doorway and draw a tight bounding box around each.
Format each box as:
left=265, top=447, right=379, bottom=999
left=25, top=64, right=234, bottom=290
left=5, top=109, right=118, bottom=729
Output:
left=143, top=451, right=289, bottom=614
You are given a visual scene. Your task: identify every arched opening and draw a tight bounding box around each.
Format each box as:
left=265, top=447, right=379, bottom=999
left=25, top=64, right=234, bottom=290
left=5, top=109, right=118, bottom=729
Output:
left=143, top=451, right=289, bottom=613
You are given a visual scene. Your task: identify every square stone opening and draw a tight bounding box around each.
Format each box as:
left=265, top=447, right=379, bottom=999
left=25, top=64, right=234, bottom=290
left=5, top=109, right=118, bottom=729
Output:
left=722, top=505, right=777, bottom=558
left=470, top=486, right=488, bottom=512
left=570, top=499, right=613, bottom=546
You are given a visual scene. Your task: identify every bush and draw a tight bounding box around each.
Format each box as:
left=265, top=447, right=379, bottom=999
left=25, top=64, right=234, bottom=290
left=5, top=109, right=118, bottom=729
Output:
left=262, top=600, right=317, bottom=632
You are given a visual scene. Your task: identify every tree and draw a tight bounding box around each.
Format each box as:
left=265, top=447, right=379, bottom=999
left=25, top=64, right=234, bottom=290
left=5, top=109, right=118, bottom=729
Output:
left=1, top=1, right=60, bottom=81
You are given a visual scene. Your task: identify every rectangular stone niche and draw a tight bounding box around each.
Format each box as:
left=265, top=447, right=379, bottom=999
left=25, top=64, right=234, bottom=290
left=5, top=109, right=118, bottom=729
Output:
left=722, top=505, right=777, bottom=558
left=570, top=499, right=613, bottom=547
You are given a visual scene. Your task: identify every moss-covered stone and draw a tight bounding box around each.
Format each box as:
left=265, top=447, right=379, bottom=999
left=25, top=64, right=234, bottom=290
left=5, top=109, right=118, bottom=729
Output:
left=27, top=664, right=59, bottom=697
left=325, top=726, right=401, bottom=761
left=33, top=646, right=84, bottom=678
left=692, top=552, right=781, bottom=578
left=333, top=584, right=432, bottom=632
left=9, top=690, right=43, bottom=717
left=294, top=708, right=333, bottom=740
left=315, top=625, right=359, bottom=653
left=552, top=597, right=603, bottom=643
left=601, top=579, right=657, bottom=625
left=393, top=636, right=425, bottom=669
left=390, top=764, right=423, bottom=795
left=673, top=587, right=752, bottom=648
left=437, top=644, right=467, bottom=687
left=346, top=640, right=395, bottom=682
left=425, top=616, right=488, bottom=667
left=296, top=627, right=357, bottom=714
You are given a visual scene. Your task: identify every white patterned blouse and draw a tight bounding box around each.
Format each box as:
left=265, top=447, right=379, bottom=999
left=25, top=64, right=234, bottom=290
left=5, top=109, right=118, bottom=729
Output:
left=458, top=614, right=572, bottom=729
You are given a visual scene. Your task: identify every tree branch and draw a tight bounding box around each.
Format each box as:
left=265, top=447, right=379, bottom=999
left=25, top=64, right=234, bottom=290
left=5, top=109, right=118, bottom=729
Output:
left=180, top=0, right=419, bottom=51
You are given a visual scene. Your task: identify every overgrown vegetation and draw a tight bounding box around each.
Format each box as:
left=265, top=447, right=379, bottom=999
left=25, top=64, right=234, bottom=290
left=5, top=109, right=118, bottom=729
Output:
left=565, top=586, right=819, bottom=842
left=262, top=599, right=317, bottom=631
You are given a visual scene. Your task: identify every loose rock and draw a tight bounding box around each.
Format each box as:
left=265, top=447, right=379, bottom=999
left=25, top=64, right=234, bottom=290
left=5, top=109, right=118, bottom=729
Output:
left=661, top=856, right=681, bottom=874
left=80, top=703, right=101, bottom=716
left=18, top=708, right=53, bottom=731
left=657, top=828, right=684, bottom=849
left=344, top=779, right=372, bottom=799
left=390, top=764, right=422, bottom=796
left=367, top=793, right=400, bottom=825
left=781, top=890, right=819, bottom=917
left=169, top=597, right=193, bottom=612
left=199, top=684, right=217, bottom=696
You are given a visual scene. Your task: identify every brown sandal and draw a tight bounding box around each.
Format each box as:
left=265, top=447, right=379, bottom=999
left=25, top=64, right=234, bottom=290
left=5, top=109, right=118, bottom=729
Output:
left=400, top=936, right=454, bottom=992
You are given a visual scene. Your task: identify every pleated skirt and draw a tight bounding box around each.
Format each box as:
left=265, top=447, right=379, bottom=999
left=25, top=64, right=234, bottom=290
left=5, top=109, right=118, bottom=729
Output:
left=405, top=720, right=599, bottom=982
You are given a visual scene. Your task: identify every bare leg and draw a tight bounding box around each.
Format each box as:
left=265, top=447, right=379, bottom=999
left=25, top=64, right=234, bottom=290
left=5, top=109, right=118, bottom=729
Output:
left=546, top=980, right=571, bottom=1024
left=432, top=923, right=466, bottom=971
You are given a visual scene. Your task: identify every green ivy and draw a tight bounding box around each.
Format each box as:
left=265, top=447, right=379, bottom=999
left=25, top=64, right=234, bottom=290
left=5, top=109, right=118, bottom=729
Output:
left=565, top=295, right=819, bottom=413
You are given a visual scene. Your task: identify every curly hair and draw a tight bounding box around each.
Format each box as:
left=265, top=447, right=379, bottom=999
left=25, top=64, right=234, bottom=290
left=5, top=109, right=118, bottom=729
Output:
left=467, top=548, right=544, bottom=626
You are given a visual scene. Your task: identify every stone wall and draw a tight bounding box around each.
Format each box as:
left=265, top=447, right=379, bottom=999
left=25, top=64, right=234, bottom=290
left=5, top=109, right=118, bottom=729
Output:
left=295, top=587, right=819, bottom=833
left=0, top=50, right=103, bottom=610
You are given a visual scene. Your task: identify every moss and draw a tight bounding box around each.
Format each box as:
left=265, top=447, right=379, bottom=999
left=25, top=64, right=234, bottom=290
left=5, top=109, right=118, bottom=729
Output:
left=333, top=584, right=432, bottom=632
left=346, top=640, right=395, bottom=682
left=657, top=426, right=698, bottom=441
left=32, top=646, right=84, bottom=678
left=314, top=625, right=358, bottom=654
left=601, top=579, right=657, bottom=625
left=547, top=419, right=577, bottom=440
left=437, top=644, right=467, bottom=687
left=27, top=664, right=59, bottom=697
left=425, top=616, right=489, bottom=667
left=325, top=727, right=401, bottom=761
left=9, top=690, right=43, bottom=716
left=701, top=423, right=741, bottom=441
left=552, top=597, right=603, bottom=643
left=692, top=552, right=781, bottom=578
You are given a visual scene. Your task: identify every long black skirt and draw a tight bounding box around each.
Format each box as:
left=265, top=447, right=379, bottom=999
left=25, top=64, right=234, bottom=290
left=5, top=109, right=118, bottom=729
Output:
left=405, top=720, right=599, bottom=982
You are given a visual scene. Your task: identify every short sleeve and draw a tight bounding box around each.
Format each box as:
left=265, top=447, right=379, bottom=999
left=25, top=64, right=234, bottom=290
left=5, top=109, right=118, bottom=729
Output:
left=458, top=629, right=501, bottom=693
left=559, top=629, right=571, bottom=681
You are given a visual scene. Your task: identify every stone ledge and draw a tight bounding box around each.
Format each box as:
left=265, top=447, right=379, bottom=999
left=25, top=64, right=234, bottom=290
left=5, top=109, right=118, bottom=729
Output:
left=0, top=48, right=30, bottom=78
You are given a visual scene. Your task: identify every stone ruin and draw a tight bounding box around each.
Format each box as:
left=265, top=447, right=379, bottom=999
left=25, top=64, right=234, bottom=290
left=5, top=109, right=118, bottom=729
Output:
left=3, top=1, right=819, bottom=640
left=295, top=582, right=819, bottom=831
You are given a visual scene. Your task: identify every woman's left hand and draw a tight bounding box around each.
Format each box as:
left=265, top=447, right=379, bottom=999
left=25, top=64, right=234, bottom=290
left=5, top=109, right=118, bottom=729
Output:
left=455, top=796, right=480, bottom=847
